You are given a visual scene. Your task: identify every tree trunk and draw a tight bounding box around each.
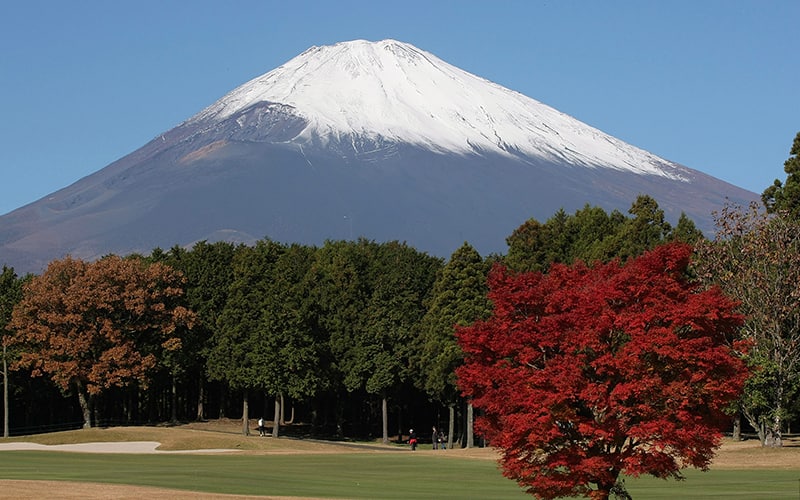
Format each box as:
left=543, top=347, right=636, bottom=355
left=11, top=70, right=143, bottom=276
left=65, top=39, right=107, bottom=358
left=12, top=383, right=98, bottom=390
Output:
left=92, top=394, right=100, bottom=427
left=381, top=396, right=389, bottom=445
left=594, top=489, right=610, bottom=500
left=447, top=404, right=455, bottom=450
left=75, top=381, right=92, bottom=429
left=607, top=477, right=631, bottom=500
left=242, top=391, right=250, bottom=436
left=286, top=405, right=295, bottom=425
left=170, top=374, right=178, bottom=424
left=732, top=408, right=742, bottom=441
left=219, top=384, right=227, bottom=419
left=280, top=393, right=286, bottom=425
left=765, top=414, right=783, bottom=447
left=396, top=410, right=403, bottom=444
left=466, top=402, right=474, bottom=448
left=742, top=406, right=765, bottom=444
left=273, top=394, right=281, bottom=438
left=764, top=386, right=784, bottom=447
left=196, top=377, right=205, bottom=421
left=3, top=343, right=8, bottom=438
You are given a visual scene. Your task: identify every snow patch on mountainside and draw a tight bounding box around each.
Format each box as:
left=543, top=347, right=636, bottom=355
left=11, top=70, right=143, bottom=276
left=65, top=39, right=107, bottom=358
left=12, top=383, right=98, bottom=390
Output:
left=190, top=39, right=687, bottom=181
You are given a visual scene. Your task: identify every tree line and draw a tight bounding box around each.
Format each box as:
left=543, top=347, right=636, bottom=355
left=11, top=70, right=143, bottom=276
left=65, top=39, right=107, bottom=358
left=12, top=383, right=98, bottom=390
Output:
left=0, top=193, right=695, bottom=441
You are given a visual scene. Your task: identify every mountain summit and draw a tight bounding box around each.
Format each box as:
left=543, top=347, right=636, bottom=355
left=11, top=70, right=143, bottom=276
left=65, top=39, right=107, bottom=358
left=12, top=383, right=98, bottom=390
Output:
left=195, top=39, right=684, bottom=178
left=0, top=39, right=755, bottom=274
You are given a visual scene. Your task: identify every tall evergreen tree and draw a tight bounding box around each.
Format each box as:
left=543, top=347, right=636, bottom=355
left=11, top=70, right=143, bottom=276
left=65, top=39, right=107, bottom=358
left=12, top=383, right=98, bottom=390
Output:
left=504, top=196, right=679, bottom=273
left=256, top=243, right=322, bottom=438
left=669, top=212, right=705, bottom=244
left=415, top=242, right=492, bottom=449
left=762, top=131, right=800, bottom=218
left=613, top=194, right=672, bottom=259
left=565, top=204, right=626, bottom=263
left=504, top=217, right=550, bottom=273
left=306, top=239, right=374, bottom=435
left=162, top=241, right=237, bottom=421
left=208, top=240, right=283, bottom=435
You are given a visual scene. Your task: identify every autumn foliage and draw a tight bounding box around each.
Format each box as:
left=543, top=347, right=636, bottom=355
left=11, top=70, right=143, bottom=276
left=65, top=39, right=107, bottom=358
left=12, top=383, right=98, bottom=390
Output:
left=456, top=243, right=748, bottom=499
left=8, top=255, right=195, bottom=427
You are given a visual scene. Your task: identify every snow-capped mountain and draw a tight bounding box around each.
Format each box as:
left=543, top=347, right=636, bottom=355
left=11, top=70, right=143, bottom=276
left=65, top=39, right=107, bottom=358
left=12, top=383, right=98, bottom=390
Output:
left=194, top=39, right=685, bottom=178
left=0, top=39, right=756, bottom=275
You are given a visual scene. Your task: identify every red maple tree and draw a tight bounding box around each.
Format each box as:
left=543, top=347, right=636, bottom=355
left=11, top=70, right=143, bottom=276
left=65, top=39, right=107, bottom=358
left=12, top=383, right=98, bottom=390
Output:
left=456, top=243, right=748, bottom=499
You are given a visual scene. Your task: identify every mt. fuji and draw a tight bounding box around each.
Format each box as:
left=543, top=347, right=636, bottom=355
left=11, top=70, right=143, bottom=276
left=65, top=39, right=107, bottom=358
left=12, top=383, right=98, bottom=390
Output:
left=0, top=39, right=756, bottom=274
left=193, top=39, right=684, bottom=178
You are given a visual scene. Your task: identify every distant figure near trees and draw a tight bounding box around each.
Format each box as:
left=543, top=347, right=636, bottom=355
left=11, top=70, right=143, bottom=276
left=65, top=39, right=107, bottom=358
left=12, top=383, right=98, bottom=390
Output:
left=408, top=429, right=417, bottom=451
left=432, top=426, right=438, bottom=450
left=257, top=417, right=265, bottom=437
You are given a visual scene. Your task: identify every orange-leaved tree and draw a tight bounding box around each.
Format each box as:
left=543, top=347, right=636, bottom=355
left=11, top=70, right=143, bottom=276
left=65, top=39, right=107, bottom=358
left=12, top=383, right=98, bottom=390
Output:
left=456, top=242, right=748, bottom=500
left=8, top=255, right=195, bottom=428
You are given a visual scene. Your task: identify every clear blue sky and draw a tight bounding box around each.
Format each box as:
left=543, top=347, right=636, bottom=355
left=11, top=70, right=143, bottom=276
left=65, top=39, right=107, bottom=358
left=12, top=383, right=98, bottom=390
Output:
left=1, top=0, right=797, bottom=216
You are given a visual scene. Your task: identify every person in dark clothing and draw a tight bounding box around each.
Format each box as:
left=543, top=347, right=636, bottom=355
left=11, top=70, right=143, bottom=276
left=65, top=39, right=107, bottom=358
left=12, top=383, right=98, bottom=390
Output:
left=432, top=426, right=438, bottom=450
left=409, top=429, right=418, bottom=451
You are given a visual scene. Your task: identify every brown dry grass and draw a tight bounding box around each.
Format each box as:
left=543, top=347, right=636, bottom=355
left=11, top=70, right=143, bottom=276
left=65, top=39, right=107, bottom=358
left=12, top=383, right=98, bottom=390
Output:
left=711, top=436, right=800, bottom=469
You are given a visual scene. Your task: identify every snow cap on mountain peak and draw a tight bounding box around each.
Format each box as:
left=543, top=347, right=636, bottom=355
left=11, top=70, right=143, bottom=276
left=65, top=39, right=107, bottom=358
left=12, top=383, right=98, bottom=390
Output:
left=193, top=39, right=686, bottom=180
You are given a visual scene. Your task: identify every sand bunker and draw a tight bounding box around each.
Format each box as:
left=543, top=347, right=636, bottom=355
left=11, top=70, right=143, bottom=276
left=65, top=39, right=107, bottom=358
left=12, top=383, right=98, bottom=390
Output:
left=0, top=441, right=236, bottom=454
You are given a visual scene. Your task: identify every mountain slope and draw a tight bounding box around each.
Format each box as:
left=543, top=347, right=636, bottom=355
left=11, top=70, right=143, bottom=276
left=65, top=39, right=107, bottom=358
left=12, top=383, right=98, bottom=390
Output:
left=0, top=39, right=756, bottom=274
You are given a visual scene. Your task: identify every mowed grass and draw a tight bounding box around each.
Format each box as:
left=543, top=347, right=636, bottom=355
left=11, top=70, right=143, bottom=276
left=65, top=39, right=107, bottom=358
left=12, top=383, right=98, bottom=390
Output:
left=625, top=469, right=800, bottom=499
left=0, top=450, right=527, bottom=499
left=2, top=425, right=800, bottom=498
left=2, top=451, right=799, bottom=499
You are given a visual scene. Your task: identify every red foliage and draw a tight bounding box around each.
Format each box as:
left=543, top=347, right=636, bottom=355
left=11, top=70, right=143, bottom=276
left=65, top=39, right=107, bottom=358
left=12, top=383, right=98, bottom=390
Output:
left=456, top=243, right=748, bottom=499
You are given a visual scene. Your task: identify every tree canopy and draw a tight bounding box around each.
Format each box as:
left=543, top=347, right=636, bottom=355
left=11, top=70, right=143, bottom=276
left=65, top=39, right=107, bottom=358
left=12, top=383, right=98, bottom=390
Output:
left=456, top=243, right=748, bottom=499
left=8, top=256, right=195, bottom=428
left=762, top=131, right=800, bottom=218
left=695, top=202, right=800, bottom=447
left=415, top=242, right=492, bottom=405
left=504, top=196, right=699, bottom=273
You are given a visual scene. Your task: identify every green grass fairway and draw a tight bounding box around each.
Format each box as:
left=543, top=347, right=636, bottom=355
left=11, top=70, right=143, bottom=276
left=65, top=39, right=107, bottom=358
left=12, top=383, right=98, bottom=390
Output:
left=625, top=469, right=800, bottom=499
left=2, top=425, right=800, bottom=498
left=3, top=451, right=800, bottom=499
left=0, top=451, right=528, bottom=499
left=2, top=450, right=800, bottom=498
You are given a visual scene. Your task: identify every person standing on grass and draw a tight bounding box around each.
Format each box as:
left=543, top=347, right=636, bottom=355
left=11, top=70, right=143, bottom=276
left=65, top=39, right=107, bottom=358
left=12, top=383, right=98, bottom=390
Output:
left=432, top=426, right=438, bottom=450
left=409, top=429, right=418, bottom=451
left=258, top=417, right=265, bottom=437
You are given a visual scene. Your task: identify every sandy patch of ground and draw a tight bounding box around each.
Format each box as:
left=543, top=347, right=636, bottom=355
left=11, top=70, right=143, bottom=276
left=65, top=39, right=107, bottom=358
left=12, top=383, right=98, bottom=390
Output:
left=0, top=480, right=321, bottom=500
left=0, top=441, right=237, bottom=454
left=711, top=437, right=800, bottom=469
